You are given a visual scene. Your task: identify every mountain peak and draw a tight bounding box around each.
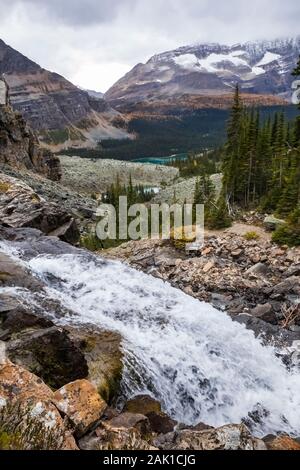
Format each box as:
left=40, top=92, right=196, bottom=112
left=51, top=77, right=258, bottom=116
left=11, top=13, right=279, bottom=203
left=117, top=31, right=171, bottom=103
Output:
left=105, top=37, right=299, bottom=111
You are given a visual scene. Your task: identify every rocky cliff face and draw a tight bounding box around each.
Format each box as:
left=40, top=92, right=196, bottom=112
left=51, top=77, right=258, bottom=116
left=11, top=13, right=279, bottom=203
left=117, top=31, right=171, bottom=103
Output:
left=105, top=37, right=300, bottom=113
left=0, top=39, right=131, bottom=149
left=0, top=78, right=61, bottom=181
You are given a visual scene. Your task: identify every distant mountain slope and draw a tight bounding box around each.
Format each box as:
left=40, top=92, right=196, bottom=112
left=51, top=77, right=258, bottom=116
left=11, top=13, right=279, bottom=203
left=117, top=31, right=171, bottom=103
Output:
left=105, top=37, right=300, bottom=112
left=0, top=39, right=131, bottom=149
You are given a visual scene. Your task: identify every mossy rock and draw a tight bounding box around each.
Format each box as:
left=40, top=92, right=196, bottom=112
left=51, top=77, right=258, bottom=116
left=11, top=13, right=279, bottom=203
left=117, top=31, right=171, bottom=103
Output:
left=124, top=395, right=162, bottom=415
left=66, top=327, right=123, bottom=404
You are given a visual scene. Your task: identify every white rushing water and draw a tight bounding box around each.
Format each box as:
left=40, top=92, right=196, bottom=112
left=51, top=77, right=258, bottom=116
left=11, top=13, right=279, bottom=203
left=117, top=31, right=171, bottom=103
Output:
left=1, top=242, right=300, bottom=436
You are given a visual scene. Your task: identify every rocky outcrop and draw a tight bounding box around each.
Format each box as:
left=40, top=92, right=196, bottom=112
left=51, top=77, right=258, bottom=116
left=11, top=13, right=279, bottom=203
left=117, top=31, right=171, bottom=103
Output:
left=0, top=81, right=61, bottom=181
left=0, top=358, right=78, bottom=450
left=263, top=435, right=300, bottom=450
left=66, top=327, right=123, bottom=403
left=79, top=422, right=156, bottom=450
left=154, top=424, right=267, bottom=450
left=0, top=173, right=79, bottom=244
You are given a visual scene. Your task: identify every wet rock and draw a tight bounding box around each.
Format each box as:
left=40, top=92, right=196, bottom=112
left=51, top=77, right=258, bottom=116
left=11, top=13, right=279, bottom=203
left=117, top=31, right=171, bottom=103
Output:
left=66, top=327, right=123, bottom=403
left=263, top=434, right=300, bottom=450
left=48, top=218, right=80, bottom=245
left=106, top=412, right=151, bottom=438
left=154, top=424, right=267, bottom=450
left=0, top=305, right=53, bottom=339
left=124, top=395, right=162, bottom=415
left=0, top=360, right=77, bottom=450
left=54, top=379, right=107, bottom=437
left=235, top=315, right=300, bottom=347
left=0, top=252, right=42, bottom=289
left=79, top=422, right=156, bottom=450
left=147, top=411, right=177, bottom=434
left=6, top=327, right=88, bottom=389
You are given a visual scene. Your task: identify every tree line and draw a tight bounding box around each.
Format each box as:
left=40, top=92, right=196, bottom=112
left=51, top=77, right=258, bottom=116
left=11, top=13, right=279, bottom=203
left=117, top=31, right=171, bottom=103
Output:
left=199, top=59, right=300, bottom=245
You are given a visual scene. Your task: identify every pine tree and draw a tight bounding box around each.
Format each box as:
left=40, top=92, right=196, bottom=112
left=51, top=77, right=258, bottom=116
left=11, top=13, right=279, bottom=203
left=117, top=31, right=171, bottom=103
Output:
left=222, top=84, right=244, bottom=208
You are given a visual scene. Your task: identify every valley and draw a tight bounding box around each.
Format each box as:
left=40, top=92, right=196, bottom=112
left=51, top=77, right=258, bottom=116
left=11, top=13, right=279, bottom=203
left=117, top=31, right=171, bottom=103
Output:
left=1, top=27, right=300, bottom=454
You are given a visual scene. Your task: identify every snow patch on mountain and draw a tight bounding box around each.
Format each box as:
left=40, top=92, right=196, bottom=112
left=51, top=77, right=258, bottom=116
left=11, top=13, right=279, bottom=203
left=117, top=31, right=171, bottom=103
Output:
left=256, top=52, right=281, bottom=67
left=173, top=51, right=268, bottom=77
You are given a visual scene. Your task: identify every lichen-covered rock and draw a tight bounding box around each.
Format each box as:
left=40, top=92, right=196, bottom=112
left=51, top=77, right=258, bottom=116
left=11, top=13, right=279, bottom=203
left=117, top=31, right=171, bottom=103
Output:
left=54, top=379, right=107, bottom=437
left=0, top=360, right=77, bottom=450
left=106, top=413, right=151, bottom=438
left=154, top=424, right=267, bottom=450
left=79, top=422, right=156, bottom=451
left=263, top=435, right=300, bottom=450
left=264, top=215, right=286, bottom=232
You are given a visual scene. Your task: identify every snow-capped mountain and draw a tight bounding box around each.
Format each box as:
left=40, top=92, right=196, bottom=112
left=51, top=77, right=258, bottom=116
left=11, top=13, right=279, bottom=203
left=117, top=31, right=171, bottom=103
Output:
left=105, top=37, right=300, bottom=111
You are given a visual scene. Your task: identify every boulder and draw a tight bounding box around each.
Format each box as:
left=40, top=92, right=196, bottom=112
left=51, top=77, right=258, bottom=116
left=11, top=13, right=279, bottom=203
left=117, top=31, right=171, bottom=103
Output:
left=0, top=360, right=77, bottom=450
left=264, top=215, right=286, bottom=232
left=79, top=422, right=156, bottom=451
left=106, top=412, right=151, bottom=438
left=0, top=252, right=42, bottom=290
left=6, top=327, right=88, bottom=389
left=66, top=327, right=123, bottom=403
left=250, top=303, right=276, bottom=324
left=48, top=218, right=80, bottom=245
left=285, top=265, right=300, bottom=277
left=245, top=263, right=269, bottom=278
left=147, top=411, right=177, bottom=434
left=124, top=395, right=162, bottom=415
left=53, top=379, right=107, bottom=437
left=154, top=424, right=267, bottom=450
left=0, top=298, right=53, bottom=339
left=273, top=277, right=300, bottom=296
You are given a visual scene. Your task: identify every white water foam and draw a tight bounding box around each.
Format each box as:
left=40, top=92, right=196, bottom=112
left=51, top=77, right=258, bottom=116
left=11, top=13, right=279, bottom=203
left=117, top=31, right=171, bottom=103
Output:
left=1, top=243, right=300, bottom=436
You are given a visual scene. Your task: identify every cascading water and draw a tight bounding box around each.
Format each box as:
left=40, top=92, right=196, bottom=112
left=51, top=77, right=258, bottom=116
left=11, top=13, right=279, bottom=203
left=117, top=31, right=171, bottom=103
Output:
left=1, top=240, right=300, bottom=437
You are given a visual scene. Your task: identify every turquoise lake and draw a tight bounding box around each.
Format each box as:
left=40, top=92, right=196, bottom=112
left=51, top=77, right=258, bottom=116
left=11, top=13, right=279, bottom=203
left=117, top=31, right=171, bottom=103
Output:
left=134, top=153, right=188, bottom=165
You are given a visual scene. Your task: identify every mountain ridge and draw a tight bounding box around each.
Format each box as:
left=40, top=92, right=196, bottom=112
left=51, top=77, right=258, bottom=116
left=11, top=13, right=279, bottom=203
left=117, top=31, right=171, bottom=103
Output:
left=105, top=36, right=300, bottom=113
left=0, top=39, right=131, bottom=149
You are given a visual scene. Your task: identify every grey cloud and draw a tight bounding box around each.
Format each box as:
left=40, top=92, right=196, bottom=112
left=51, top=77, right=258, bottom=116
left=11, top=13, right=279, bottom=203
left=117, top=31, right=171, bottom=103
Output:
left=0, top=0, right=299, bottom=91
left=0, top=0, right=137, bottom=26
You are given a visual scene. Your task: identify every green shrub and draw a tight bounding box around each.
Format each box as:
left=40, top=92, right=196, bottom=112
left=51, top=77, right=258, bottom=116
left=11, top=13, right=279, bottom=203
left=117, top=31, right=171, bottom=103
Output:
left=272, top=206, right=300, bottom=247
left=244, top=231, right=260, bottom=241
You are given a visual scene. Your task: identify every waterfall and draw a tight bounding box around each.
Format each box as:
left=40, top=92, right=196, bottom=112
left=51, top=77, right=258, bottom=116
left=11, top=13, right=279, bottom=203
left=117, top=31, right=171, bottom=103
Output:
left=1, top=240, right=300, bottom=437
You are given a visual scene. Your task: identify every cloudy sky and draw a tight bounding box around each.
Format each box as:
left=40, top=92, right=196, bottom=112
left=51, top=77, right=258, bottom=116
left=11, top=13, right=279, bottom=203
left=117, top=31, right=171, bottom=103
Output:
left=0, top=0, right=299, bottom=92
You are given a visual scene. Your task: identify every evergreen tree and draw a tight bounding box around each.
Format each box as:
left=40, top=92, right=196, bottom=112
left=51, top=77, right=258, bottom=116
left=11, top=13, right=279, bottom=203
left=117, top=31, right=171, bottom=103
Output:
left=222, top=84, right=244, bottom=207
